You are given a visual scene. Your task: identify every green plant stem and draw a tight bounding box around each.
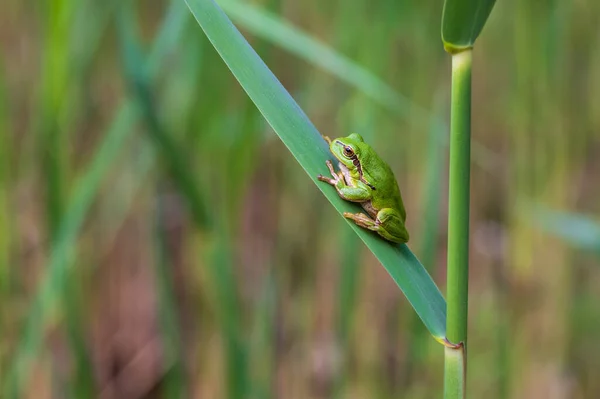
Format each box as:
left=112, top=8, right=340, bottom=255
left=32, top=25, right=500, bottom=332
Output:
left=445, top=48, right=472, bottom=399
left=444, top=345, right=466, bottom=398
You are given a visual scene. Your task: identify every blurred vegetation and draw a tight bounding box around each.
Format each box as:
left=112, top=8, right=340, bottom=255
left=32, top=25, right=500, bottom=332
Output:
left=0, top=0, right=599, bottom=398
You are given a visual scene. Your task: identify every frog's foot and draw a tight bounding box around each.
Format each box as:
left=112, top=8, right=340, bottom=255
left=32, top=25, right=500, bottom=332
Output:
left=322, top=135, right=332, bottom=145
left=343, top=210, right=409, bottom=244
left=318, top=160, right=344, bottom=186
left=343, top=212, right=378, bottom=230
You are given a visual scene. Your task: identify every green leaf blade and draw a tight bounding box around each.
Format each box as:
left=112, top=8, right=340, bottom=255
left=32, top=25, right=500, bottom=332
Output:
left=442, top=0, right=497, bottom=52
left=185, top=0, right=447, bottom=340
left=533, top=207, right=600, bottom=255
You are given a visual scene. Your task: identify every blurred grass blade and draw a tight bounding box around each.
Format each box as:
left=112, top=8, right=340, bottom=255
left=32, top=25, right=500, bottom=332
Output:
left=5, top=101, right=134, bottom=399
left=207, top=226, right=248, bottom=399
left=534, top=207, right=600, bottom=255
left=419, top=93, right=447, bottom=272
left=154, top=191, right=187, bottom=398
left=442, top=0, right=497, bottom=53
left=185, top=0, right=447, bottom=340
left=117, top=3, right=211, bottom=228
left=217, top=0, right=418, bottom=121
left=0, top=55, right=13, bottom=389
left=40, top=0, right=76, bottom=237
left=333, top=228, right=362, bottom=398
left=248, top=272, right=276, bottom=399
left=70, top=0, right=120, bottom=80
left=62, top=272, right=95, bottom=398
left=337, top=229, right=362, bottom=345
left=62, top=2, right=118, bottom=394
left=0, top=57, right=11, bottom=300
left=4, top=2, right=189, bottom=396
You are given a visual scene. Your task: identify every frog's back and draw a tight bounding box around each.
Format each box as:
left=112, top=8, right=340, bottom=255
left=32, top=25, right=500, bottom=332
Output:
left=364, top=150, right=407, bottom=221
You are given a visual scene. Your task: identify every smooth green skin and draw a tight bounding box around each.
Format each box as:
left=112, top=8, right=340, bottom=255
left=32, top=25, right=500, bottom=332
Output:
left=318, top=133, right=409, bottom=243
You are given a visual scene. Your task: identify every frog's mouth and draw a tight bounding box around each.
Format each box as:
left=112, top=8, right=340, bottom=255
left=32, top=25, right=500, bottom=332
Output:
left=335, top=140, right=376, bottom=190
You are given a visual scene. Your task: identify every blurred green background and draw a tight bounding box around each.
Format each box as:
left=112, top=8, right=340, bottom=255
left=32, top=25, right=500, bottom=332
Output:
left=1, top=0, right=599, bottom=398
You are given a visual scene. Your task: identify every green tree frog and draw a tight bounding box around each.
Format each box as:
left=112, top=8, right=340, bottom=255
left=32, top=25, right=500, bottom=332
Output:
left=317, top=133, right=410, bottom=244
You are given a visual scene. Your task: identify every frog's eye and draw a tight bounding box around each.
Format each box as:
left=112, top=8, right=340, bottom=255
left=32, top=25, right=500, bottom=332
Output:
left=343, top=146, right=355, bottom=157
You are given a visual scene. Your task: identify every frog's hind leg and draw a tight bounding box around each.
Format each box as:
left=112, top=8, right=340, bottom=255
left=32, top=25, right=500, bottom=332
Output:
left=374, top=208, right=409, bottom=243
left=343, top=212, right=377, bottom=230
left=343, top=208, right=409, bottom=244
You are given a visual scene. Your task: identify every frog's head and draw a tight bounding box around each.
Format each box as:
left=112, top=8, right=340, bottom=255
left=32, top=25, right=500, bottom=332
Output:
left=329, top=133, right=366, bottom=166
left=329, top=133, right=376, bottom=189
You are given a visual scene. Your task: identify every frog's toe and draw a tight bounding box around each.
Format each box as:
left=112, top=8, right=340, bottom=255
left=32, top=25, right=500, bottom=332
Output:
left=344, top=212, right=378, bottom=230
left=324, top=160, right=338, bottom=177
left=318, top=174, right=336, bottom=185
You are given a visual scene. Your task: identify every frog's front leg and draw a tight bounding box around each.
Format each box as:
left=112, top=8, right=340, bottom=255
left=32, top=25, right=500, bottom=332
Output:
left=317, top=160, right=344, bottom=186
left=318, top=160, right=371, bottom=202
left=343, top=208, right=409, bottom=243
